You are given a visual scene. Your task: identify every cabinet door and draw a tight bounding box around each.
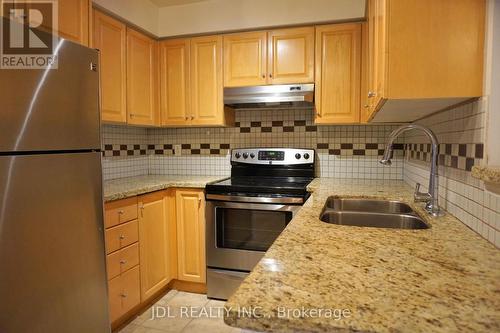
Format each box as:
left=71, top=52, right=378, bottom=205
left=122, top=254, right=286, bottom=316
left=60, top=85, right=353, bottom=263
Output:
left=108, top=265, right=140, bottom=323
left=93, top=10, right=127, bottom=124
left=315, top=23, right=361, bottom=124
left=268, top=27, right=314, bottom=84
left=138, top=191, right=173, bottom=301
left=127, top=28, right=159, bottom=126
left=159, top=39, right=191, bottom=126
left=58, top=0, right=90, bottom=45
left=190, top=35, right=224, bottom=126
left=360, top=22, right=371, bottom=123
left=223, top=31, right=267, bottom=87
left=176, top=189, right=205, bottom=283
left=371, top=0, right=386, bottom=110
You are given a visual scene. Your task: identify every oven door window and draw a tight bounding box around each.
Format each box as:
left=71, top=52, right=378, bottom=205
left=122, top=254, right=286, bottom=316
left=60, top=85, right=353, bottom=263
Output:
left=215, top=208, right=293, bottom=252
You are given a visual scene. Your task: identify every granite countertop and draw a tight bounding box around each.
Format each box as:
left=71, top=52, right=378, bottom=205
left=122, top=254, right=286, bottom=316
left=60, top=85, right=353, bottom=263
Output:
left=224, top=178, right=500, bottom=333
left=103, top=175, right=227, bottom=202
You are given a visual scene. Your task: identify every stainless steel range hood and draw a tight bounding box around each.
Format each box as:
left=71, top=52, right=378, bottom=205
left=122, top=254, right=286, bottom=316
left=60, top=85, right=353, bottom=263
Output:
left=224, top=84, right=314, bottom=109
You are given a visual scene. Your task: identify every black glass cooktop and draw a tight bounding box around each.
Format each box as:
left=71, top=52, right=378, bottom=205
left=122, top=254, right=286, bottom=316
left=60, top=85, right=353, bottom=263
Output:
left=206, top=176, right=314, bottom=196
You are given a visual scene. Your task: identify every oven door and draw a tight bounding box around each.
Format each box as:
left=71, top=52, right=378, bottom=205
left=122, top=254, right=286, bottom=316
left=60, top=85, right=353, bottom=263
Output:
left=206, top=200, right=300, bottom=271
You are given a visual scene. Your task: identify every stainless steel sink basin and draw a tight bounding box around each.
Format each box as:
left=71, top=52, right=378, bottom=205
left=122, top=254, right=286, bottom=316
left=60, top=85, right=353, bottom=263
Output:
left=320, top=197, right=429, bottom=229
left=325, top=197, right=414, bottom=214
left=320, top=211, right=429, bottom=229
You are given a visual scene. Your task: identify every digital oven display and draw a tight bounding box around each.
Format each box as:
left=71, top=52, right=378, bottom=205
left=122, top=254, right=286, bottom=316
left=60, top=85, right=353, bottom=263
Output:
left=258, top=151, right=285, bottom=161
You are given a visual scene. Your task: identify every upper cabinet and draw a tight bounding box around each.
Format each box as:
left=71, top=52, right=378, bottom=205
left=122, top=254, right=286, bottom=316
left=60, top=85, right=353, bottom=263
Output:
left=159, top=39, right=191, bottom=126
left=268, top=27, right=315, bottom=84
left=190, top=35, right=226, bottom=126
left=223, top=27, right=314, bottom=87
left=160, top=35, right=233, bottom=127
left=224, top=31, right=268, bottom=87
left=315, top=23, right=361, bottom=124
left=93, top=10, right=127, bottom=123
left=365, top=0, right=486, bottom=122
left=57, top=0, right=90, bottom=45
left=126, top=28, right=159, bottom=126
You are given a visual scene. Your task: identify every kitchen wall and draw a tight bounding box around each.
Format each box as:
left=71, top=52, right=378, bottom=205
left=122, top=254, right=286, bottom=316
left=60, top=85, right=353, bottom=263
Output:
left=156, top=0, right=365, bottom=37
left=101, top=108, right=405, bottom=181
left=403, top=99, right=500, bottom=247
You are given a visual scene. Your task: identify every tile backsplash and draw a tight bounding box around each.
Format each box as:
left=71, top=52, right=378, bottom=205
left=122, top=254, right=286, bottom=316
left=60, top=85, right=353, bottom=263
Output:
left=102, top=108, right=405, bottom=180
left=403, top=99, right=500, bottom=247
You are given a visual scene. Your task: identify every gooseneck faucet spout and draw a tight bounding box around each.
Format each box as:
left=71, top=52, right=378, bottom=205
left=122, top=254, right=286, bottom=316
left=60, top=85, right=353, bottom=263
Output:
left=379, top=124, right=443, bottom=216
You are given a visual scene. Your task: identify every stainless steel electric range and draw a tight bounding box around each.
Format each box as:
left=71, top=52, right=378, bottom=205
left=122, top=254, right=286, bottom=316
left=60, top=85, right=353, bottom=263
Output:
left=205, top=148, right=315, bottom=300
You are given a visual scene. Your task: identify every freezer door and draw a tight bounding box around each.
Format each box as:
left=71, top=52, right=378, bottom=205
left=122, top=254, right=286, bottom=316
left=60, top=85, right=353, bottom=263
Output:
left=0, top=39, right=100, bottom=152
left=0, top=152, right=110, bottom=333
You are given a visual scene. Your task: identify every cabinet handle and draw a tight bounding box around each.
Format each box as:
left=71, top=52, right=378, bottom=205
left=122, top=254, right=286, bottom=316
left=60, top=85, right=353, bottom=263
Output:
left=269, top=73, right=273, bottom=78
left=191, top=115, right=194, bottom=120
left=140, top=204, right=144, bottom=217
left=364, top=104, right=370, bottom=108
left=368, top=91, right=376, bottom=98
left=120, top=293, right=127, bottom=298
left=119, top=235, right=125, bottom=240
left=120, top=259, right=127, bottom=265
left=262, top=74, right=266, bottom=79
left=118, top=210, right=124, bottom=215
left=185, top=116, right=189, bottom=120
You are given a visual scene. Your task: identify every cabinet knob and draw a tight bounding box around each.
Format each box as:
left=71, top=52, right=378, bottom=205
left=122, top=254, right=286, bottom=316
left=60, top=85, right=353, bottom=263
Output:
left=364, top=104, right=370, bottom=108
left=191, top=115, right=195, bottom=120
left=269, top=74, right=273, bottom=78
left=119, top=235, right=125, bottom=240
left=118, top=210, right=124, bottom=215
left=120, top=259, right=127, bottom=265
left=120, top=293, right=127, bottom=298
left=262, top=74, right=265, bottom=78
left=185, top=116, right=189, bottom=120
left=368, top=91, right=376, bottom=98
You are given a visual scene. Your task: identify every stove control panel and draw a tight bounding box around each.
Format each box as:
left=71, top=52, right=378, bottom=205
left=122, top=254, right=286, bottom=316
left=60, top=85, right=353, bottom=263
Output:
left=231, top=148, right=314, bottom=165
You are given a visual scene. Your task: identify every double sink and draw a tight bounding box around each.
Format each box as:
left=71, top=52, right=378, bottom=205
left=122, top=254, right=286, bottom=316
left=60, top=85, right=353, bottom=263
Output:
left=320, top=198, right=429, bottom=229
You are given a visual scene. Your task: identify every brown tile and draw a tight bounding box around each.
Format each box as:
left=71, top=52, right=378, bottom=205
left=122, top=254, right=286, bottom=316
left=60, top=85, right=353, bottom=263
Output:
left=294, top=120, right=306, bottom=126
left=341, top=143, right=353, bottom=149
left=475, top=144, right=484, bottom=158
left=329, top=149, right=341, bottom=155
left=317, top=143, right=329, bottom=149
left=283, top=126, right=294, bottom=132
left=305, top=126, right=317, bottom=132
left=272, top=121, right=283, bottom=127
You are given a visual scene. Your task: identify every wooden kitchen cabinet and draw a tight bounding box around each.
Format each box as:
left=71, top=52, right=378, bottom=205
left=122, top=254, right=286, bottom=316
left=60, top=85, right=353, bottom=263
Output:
left=159, top=35, right=233, bottom=127
left=267, top=27, right=315, bottom=84
left=105, top=220, right=139, bottom=254
left=223, top=31, right=268, bottom=87
left=175, top=189, right=206, bottom=283
left=57, top=0, right=90, bottom=45
left=127, top=28, right=159, bottom=126
left=138, top=191, right=174, bottom=301
left=190, top=35, right=227, bottom=126
left=108, top=265, right=141, bottom=323
left=315, top=23, right=361, bottom=124
left=93, top=10, right=127, bottom=124
left=159, top=39, right=191, bottom=126
left=364, top=0, right=485, bottom=122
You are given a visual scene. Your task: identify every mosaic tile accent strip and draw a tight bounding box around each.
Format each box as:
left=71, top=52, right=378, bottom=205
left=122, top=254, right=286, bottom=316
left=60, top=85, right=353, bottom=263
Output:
left=317, top=143, right=404, bottom=156
left=103, top=144, right=148, bottom=157
left=235, top=119, right=318, bottom=133
left=405, top=143, right=484, bottom=171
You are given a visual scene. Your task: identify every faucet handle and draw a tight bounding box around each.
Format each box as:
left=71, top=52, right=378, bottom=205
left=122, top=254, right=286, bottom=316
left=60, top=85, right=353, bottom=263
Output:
left=414, top=182, right=431, bottom=202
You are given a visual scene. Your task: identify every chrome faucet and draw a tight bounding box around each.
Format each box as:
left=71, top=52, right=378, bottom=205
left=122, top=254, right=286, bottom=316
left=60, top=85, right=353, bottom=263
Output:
left=379, top=124, right=443, bottom=216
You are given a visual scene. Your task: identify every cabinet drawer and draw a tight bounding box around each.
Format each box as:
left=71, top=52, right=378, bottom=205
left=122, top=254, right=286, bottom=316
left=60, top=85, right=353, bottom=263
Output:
left=105, top=197, right=138, bottom=228
left=106, top=243, right=139, bottom=280
left=108, top=265, right=141, bottom=323
left=105, top=220, right=139, bottom=254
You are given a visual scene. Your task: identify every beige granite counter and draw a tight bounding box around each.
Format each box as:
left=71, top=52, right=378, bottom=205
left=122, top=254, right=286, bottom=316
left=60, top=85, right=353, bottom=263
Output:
left=224, top=178, right=500, bottom=333
left=103, top=175, right=227, bottom=202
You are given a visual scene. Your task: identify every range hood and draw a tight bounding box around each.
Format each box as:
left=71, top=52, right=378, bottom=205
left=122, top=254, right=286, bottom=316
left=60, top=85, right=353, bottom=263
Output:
left=224, top=84, right=314, bottom=109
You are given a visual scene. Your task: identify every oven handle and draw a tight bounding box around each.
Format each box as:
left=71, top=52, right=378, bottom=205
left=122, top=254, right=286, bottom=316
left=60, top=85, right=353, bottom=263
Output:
left=206, top=194, right=304, bottom=204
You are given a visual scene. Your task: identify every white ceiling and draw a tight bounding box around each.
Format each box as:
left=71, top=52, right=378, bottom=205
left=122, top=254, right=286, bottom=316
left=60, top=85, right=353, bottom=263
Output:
left=150, top=0, right=209, bottom=7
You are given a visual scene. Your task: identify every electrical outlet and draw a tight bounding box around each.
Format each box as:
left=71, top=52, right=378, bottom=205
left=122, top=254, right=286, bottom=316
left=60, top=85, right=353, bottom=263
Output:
left=174, top=145, right=181, bottom=156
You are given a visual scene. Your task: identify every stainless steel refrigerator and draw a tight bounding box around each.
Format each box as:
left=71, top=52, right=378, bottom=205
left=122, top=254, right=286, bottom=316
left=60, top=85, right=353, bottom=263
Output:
left=0, top=38, right=110, bottom=331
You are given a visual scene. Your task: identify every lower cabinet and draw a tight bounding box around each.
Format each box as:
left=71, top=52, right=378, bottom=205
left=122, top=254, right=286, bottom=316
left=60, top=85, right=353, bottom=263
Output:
left=108, top=266, right=141, bottom=323
left=138, top=191, right=175, bottom=300
left=104, top=188, right=206, bottom=326
left=176, top=189, right=206, bottom=283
